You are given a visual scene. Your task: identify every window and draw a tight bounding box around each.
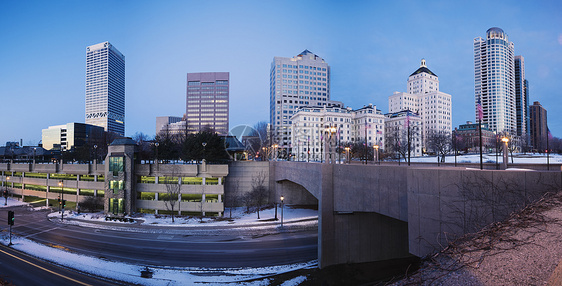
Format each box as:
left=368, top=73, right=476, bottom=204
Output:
left=109, top=156, right=124, bottom=176
left=110, top=180, right=123, bottom=193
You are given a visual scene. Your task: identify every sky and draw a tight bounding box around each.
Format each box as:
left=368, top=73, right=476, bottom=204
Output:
left=1, top=0, right=561, bottom=146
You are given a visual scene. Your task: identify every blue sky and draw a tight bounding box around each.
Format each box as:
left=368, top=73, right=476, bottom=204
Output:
left=1, top=0, right=561, bottom=146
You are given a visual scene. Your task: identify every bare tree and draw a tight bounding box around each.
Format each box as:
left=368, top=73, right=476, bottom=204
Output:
left=132, top=132, right=153, bottom=163
left=224, top=178, right=239, bottom=218
left=427, top=130, right=452, bottom=164
left=251, top=171, right=269, bottom=219
left=163, top=170, right=181, bottom=222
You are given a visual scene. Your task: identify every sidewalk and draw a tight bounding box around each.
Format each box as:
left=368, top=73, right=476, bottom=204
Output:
left=48, top=207, right=319, bottom=236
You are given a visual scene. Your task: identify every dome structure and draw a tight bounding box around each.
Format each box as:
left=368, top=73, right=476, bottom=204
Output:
left=487, top=27, right=508, bottom=41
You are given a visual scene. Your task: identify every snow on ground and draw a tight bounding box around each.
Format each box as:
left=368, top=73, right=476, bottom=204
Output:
left=4, top=200, right=317, bottom=285
left=280, top=276, right=308, bottom=286
left=0, top=235, right=316, bottom=285
left=49, top=205, right=318, bottom=228
left=0, top=197, right=28, bottom=208
left=409, top=153, right=562, bottom=164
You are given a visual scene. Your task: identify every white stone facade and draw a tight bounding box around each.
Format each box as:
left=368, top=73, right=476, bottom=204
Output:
left=388, top=60, right=452, bottom=152
left=384, top=111, right=423, bottom=157
left=290, top=104, right=384, bottom=162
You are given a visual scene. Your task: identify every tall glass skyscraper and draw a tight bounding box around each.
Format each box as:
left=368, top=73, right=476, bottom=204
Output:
left=85, top=42, right=125, bottom=136
left=270, top=50, right=330, bottom=150
left=474, top=27, right=516, bottom=135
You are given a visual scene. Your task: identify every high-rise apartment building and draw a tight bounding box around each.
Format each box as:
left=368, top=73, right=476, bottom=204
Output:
left=186, top=72, right=229, bottom=135
left=515, top=56, right=529, bottom=137
left=388, top=59, right=452, bottom=152
left=529, top=101, right=548, bottom=152
left=474, top=27, right=516, bottom=135
left=85, top=42, right=125, bottom=136
left=270, top=50, right=330, bottom=150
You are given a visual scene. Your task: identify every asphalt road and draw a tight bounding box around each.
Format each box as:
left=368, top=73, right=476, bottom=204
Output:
left=1, top=206, right=318, bottom=269
left=0, top=244, right=126, bottom=286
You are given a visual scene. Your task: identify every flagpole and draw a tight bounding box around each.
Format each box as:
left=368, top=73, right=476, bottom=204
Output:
left=477, top=100, right=483, bottom=170
left=547, top=128, right=550, bottom=170
left=364, top=121, right=368, bottom=165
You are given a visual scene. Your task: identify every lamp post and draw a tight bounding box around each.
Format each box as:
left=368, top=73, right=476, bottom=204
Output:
left=202, top=142, right=207, bottom=161
left=58, top=180, right=65, bottom=221
left=33, top=147, right=36, bottom=165
left=495, top=132, right=499, bottom=170
left=3, top=176, right=10, bottom=206
left=501, top=137, right=509, bottom=170
left=373, top=145, right=379, bottom=165
left=272, top=144, right=278, bottom=161
left=330, top=126, right=336, bottom=164
left=280, top=195, right=284, bottom=228
left=93, top=144, right=98, bottom=165
left=154, top=142, right=159, bottom=164
left=345, top=147, right=350, bottom=164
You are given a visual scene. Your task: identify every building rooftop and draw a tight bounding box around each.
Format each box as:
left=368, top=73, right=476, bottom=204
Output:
left=410, top=59, right=437, bottom=77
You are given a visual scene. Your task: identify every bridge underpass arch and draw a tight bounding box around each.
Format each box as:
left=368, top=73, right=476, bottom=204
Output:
left=274, top=179, right=318, bottom=207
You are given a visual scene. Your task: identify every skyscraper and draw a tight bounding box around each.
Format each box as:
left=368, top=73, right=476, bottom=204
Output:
left=186, top=72, right=229, bottom=135
left=515, top=55, right=529, bottom=137
left=474, top=27, right=516, bottom=135
left=529, top=101, right=548, bottom=152
left=270, top=50, right=330, bottom=150
left=85, top=42, right=125, bottom=136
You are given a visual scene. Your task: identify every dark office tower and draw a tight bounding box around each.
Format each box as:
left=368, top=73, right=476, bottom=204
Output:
left=85, top=42, right=125, bottom=136
left=515, top=56, right=528, bottom=137
left=186, top=72, right=229, bottom=135
left=529, top=101, right=548, bottom=152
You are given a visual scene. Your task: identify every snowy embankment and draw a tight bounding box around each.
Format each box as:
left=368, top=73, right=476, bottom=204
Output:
left=2, top=199, right=317, bottom=285
left=410, top=153, right=562, bottom=164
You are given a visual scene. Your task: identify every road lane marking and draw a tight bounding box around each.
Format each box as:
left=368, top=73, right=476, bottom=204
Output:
left=0, top=248, right=93, bottom=286
left=22, top=226, right=61, bottom=238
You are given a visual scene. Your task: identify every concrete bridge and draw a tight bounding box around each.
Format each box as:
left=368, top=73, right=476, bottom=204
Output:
left=271, top=161, right=562, bottom=268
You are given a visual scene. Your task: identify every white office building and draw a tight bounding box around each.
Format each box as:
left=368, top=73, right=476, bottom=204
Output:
left=388, top=59, right=452, bottom=152
left=384, top=110, right=423, bottom=157
left=270, top=50, right=330, bottom=152
left=474, top=27, right=516, bottom=135
left=291, top=103, right=384, bottom=162
left=85, top=42, right=125, bottom=136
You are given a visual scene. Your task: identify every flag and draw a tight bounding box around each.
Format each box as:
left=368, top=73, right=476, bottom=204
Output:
left=548, top=127, right=553, bottom=140
left=477, top=99, right=483, bottom=121
left=376, top=130, right=382, bottom=134
left=405, top=113, right=410, bottom=128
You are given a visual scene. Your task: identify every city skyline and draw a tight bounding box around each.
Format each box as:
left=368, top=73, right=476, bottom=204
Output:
left=1, top=0, right=561, bottom=145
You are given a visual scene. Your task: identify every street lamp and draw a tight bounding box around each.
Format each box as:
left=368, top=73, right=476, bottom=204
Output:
left=501, top=137, right=509, bottom=170
left=93, top=144, right=98, bottom=165
left=280, top=195, right=284, bottom=228
left=330, top=126, right=336, bottom=164
left=154, top=142, right=159, bottom=164
left=272, top=144, right=278, bottom=161
left=58, top=180, right=66, bottom=221
left=345, top=147, right=351, bottom=164
left=202, top=142, right=207, bottom=162
left=3, top=176, right=10, bottom=206
left=373, top=145, right=379, bottom=165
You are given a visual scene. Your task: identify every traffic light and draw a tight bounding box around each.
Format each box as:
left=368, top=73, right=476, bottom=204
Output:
left=8, top=210, right=14, bottom=226
left=62, top=200, right=66, bottom=208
